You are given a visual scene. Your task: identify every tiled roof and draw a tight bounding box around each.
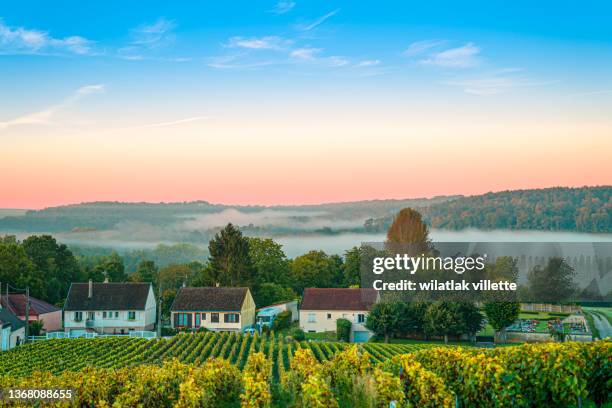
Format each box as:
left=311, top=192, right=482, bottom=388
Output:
left=1, top=294, right=60, bottom=317
left=0, top=308, right=26, bottom=332
left=171, top=287, right=249, bottom=312
left=64, top=282, right=152, bottom=311
left=300, top=288, right=378, bottom=311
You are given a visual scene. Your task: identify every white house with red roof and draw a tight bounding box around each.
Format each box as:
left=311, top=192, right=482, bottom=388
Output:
left=299, top=288, right=379, bottom=342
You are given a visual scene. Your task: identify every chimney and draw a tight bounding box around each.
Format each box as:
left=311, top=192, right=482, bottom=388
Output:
left=88, top=279, right=93, bottom=299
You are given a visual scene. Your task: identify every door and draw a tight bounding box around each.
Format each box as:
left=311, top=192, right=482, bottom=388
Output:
left=353, top=331, right=370, bottom=343
left=1, top=327, right=10, bottom=350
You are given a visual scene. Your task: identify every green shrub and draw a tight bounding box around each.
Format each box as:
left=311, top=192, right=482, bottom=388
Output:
left=337, top=318, right=352, bottom=342
left=291, top=328, right=305, bottom=341
left=272, top=310, right=292, bottom=331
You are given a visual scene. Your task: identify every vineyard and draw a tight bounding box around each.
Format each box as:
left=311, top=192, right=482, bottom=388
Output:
left=0, top=339, right=609, bottom=407
left=0, top=332, right=443, bottom=378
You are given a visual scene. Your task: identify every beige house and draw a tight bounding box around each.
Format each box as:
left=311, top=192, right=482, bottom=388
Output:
left=171, top=287, right=255, bottom=332
left=299, top=288, right=379, bottom=342
left=1, top=294, right=62, bottom=333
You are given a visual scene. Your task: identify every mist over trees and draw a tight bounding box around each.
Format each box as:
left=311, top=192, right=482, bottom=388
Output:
left=366, top=186, right=612, bottom=233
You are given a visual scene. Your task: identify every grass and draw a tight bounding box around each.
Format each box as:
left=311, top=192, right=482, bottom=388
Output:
left=304, top=331, right=337, bottom=341
left=584, top=307, right=612, bottom=326
left=584, top=312, right=601, bottom=339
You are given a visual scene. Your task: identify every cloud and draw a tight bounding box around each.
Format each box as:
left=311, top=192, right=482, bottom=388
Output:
left=297, top=9, right=339, bottom=31
left=269, top=1, right=296, bottom=14
left=207, top=53, right=278, bottom=69
left=226, top=36, right=292, bottom=50
left=420, top=42, right=481, bottom=68
left=0, top=84, right=104, bottom=130
left=290, top=46, right=321, bottom=60
left=0, top=19, right=94, bottom=56
left=444, top=75, right=552, bottom=95
left=355, top=59, right=380, bottom=67
left=131, top=18, right=176, bottom=47
left=403, top=39, right=446, bottom=56
left=118, top=18, right=177, bottom=60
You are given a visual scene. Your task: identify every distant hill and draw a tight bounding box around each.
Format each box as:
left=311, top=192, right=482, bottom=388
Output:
left=365, top=186, right=612, bottom=233
left=0, top=187, right=610, bottom=239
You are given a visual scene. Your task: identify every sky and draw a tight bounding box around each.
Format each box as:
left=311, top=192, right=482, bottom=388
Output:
left=1, top=0, right=611, bottom=209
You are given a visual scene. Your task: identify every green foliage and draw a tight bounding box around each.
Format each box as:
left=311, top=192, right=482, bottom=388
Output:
left=342, top=246, right=362, bottom=287
left=484, top=301, right=521, bottom=343
left=423, top=301, right=465, bottom=344
left=367, top=186, right=612, bottom=233
left=291, top=328, right=305, bottom=341
left=289, top=250, right=343, bottom=294
left=253, top=283, right=296, bottom=309
left=28, top=320, right=44, bottom=336
left=527, top=257, right=577, bottom=302
left=133, top=259, right=159, bottom=284
left=365, top=302, right=403, bottom=343
left=247, top=237, right=291, bottom=286
left=272, top=310, right=292, bottom=331
left=208, top=223, right=255, bottom=287
left=0, top=234, right=83, bottom=304
left=336, top=318, right=352, bottom=342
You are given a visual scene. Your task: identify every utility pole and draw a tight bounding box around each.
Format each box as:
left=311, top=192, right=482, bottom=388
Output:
left=24, top=286, right=30, bottom=343
left=156, top=282, right=162, bottom=338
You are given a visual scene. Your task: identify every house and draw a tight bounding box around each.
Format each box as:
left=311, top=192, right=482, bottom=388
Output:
left=299, top=288, right=379, bottom=342
left=170, top=287, right=255, bottom=332
left=1, top=293, right=62, bottom=332
left=63, top=281, right=156, bottom=335
left=0, top=308, right=25, bottom=351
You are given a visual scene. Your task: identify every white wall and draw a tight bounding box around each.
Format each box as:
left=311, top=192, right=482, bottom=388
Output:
left=64, top=287, right=157, bottom=333
left=299, top=310, right=370, bottom=333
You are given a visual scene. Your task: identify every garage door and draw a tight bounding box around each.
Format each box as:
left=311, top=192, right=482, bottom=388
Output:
left=353, top=331, right=370, bottom=343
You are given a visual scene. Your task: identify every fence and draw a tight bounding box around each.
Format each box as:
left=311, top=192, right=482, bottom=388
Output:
left=28, top=330, right=157, bottom=342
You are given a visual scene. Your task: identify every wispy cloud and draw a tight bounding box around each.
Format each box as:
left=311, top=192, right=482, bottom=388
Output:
left=207, top=53, right=278, bottom=69
left=420, top=42, right=481, bottom=68
left=297, top=9, right=339, bottom=31
left=290, top=46, right=321, bottom=60
left=403, top=39, right=446, bottom=56
left=118, top=18, right=177, bottom=60
left=225, top=36, right=292, bottom=50
left=269, top=1, right=296, bottom=14
left=355, top=59, right=380, bottom=67
left=444, top=74, right=553, bottom=95
left=0, top=84, right=105, bottom=130
left=0, top=19, right=95, bottom=56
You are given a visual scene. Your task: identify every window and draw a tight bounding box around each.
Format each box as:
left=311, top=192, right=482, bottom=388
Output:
left=74, top=311, right=82, bottom=322
left=211, top=313, right=219, bottom=323
left=127, top=311, right=136, bottom=320
left=115, top=311, right=119, bottom=318
left=357, top=314, right=365, bottom=324
left=177, top=313, right=190, bottom=327
left=201, top=313, right=206, bottom=321
left=87, top=311, right=95, bottom=320
left=195, top=313, right=201, bottom=326
left=308, top=313, right=316, bottom=323
left=224, top=313, right=240, bottom=323
left=327, top=313, right=332, bottom=320
left=103, top=311, right=107, bottom=318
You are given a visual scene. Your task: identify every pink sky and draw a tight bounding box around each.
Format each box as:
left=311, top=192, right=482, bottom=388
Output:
left=2, top=121, right=610, bottom=209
